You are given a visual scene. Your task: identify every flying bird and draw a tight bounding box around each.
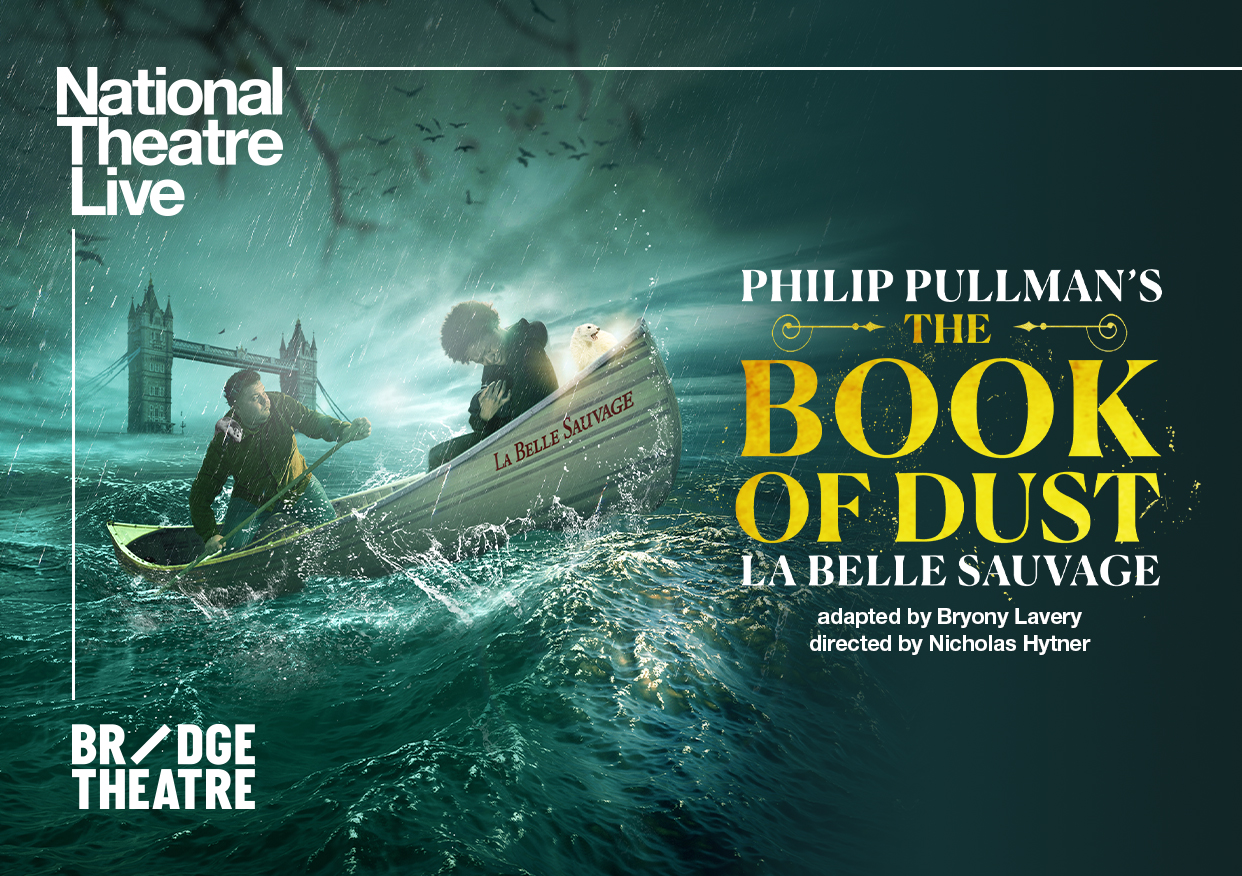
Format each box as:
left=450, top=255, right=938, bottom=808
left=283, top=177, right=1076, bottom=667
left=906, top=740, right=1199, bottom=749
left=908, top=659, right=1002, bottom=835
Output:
left=218, top=329, right=226, bottom=334
left=393, top=85, right=423, bottom=97
left=3, top=303, right=18, bottom=311
left=76, top=249, right=104, bottom=265
left=433, top=118, right=442, bottom=130
left=413, top=147, right=432, bottom=182
left=516, top=156, right=529, bottom=167
left=518, top=147, right=535, bottom=159
left=75, top=233, right=110, bottom=244
left=454, top=143, right=477, bottom=153
left=569, top=152, right=589, bottom=160
left=626, top=107, right=645, bottom=147
left=365, top=134, right=395, bottom=145
left=449, top=121, right=468, bottom=128
left=423, top=134, right=444, bottom=142
left=251, top=336, right=258, bottom=341
left=599, top=161, right=619, bottom=170
left=530, top=0, right=556, bottom=23
left=415, top=123, right=432, bottom=133
left=382, top=185, right=398, bottom=195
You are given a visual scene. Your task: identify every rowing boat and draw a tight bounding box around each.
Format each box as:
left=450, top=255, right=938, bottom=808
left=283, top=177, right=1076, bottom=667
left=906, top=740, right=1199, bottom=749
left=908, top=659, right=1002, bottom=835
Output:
left=106, top=319, right=682, bottom=602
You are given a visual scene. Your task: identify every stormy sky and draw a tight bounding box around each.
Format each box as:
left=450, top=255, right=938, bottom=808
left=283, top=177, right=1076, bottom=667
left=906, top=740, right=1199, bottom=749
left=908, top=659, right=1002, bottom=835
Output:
left=0, top=0, right=1228, bottom=442
left=0, top=2, right=886, bottom=439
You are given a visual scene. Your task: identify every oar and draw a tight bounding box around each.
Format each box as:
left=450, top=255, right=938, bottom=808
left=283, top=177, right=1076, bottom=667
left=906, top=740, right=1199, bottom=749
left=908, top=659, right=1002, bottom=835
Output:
left=166, top=437, right=350, bottom=589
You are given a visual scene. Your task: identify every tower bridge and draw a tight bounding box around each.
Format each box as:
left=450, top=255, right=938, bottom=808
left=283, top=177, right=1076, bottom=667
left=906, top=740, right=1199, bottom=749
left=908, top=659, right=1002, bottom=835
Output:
left=126, top=277, right=318, bottom=433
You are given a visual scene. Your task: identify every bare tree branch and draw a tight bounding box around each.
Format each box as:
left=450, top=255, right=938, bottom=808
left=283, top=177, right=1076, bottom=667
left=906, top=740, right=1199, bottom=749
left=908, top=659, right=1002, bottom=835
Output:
left=488, top=0, right=593, bottom=118
left=5, top=0, right=378, bottom=259
left=242, top=12, right=378, bottom=257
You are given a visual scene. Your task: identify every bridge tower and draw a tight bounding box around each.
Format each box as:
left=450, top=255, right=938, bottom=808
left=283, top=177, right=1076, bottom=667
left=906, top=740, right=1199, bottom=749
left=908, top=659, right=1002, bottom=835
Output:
left=279, top=319, right=317, bottom=409
left=127, top=278, right=174, bottom=433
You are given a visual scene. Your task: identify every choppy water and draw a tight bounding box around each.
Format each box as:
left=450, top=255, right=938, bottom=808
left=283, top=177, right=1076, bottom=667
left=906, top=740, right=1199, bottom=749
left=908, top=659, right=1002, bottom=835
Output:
left=1, top=418, right=902, bottom=876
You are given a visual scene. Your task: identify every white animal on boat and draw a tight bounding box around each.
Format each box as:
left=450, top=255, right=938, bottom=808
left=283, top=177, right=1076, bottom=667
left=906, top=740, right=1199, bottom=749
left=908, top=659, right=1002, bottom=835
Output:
left=570, top=323, right=619, bottom=372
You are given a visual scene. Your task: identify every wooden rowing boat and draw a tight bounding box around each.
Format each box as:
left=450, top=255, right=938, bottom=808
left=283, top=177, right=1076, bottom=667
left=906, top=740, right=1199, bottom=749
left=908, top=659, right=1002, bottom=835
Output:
left=106, top=319, right=682, bottom=602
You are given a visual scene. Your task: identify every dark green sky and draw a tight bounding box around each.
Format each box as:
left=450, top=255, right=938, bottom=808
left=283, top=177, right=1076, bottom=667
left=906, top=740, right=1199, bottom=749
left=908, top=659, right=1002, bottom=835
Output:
left=0, top=1, right=1234, bottom=438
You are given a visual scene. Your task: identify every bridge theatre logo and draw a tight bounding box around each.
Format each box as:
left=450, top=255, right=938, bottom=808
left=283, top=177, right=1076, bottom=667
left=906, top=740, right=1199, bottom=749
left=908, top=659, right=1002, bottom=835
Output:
left=71, top=724, right=256, bottom=810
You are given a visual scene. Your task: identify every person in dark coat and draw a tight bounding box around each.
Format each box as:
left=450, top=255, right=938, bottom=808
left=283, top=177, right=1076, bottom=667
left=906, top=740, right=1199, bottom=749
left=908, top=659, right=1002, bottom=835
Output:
left=432, top=301, right=558, bottom=468
left=190, top=369, right=371, bottom=553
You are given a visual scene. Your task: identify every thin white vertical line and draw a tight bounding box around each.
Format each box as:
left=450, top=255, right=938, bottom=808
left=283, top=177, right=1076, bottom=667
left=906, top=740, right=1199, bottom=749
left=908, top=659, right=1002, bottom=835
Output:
left=71, top=228, right=76, bottom=701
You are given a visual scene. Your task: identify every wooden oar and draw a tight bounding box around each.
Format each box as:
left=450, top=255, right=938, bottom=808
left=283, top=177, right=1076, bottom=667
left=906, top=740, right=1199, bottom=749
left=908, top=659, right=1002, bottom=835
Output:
left=166, top=437, right=350, bottom=589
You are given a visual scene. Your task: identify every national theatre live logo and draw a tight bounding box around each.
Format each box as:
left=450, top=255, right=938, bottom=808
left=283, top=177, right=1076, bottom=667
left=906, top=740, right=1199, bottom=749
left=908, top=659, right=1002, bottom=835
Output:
left=71, top=724, right=256, bottom=810
left=57, top=66, right=285, bottom=216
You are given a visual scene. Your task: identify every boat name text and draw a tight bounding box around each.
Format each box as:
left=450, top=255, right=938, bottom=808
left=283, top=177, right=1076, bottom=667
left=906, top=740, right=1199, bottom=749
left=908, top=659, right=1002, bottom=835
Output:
left=494, top=390, right=635, bottom=471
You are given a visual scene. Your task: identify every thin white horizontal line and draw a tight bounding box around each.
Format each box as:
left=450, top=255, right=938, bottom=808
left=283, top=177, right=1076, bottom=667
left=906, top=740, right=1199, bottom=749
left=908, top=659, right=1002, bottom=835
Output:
left=296, top=66, right=1241, bottom=72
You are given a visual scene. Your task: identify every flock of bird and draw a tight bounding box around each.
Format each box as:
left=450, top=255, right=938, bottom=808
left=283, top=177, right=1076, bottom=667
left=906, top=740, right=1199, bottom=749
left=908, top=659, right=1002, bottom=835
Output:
left=60, top=80, right=644, bottom=330
left=340, top=81, right=637, bottom=205
left=74, top=233, right=110, bottom=267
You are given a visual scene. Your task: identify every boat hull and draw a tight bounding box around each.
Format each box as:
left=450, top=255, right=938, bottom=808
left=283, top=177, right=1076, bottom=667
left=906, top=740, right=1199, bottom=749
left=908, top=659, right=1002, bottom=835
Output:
left=107, top=319, right=681, bottom=600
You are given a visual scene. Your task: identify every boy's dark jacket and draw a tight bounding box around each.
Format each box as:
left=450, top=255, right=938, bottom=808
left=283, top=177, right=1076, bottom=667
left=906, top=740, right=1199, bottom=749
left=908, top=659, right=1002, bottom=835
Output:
left=468, top=319, right=559, bottom=437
